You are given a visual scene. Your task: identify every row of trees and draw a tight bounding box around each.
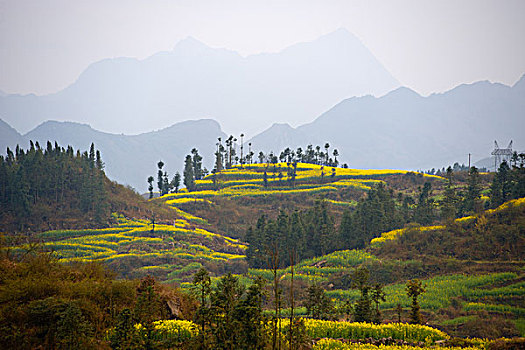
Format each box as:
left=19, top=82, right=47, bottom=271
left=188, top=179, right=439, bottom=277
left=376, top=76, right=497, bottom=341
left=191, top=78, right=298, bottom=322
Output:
left=213, top=135, right=344, bottom=171
left=438, top=161, right=525, bottom=222
left=0, top=142, right=108, bottom=229
left=190, top=266, right=426, bottom=350
left=305, top=267, right=425, bottom=325
left=254, top=143, right=342, bottom=168
left=490, top=160, right=525, bottom=207
left=147, top=148, right=206, bottom=197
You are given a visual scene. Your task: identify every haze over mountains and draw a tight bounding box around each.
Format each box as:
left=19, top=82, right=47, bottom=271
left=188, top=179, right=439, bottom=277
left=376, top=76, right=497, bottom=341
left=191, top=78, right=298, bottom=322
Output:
left=1, top=74, right=524, bottom=192
left=251, top=76, right=525, bottom=171
left=0, top=28, right=399, bottom=136
left=0, top=118, right=225, bottom=193
left=1, top=27, right=523, bottom=192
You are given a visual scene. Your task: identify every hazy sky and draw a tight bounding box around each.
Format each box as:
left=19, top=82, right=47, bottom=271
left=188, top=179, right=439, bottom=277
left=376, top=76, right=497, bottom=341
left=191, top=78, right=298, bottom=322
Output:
left=1, top=0, right=524, bottom=96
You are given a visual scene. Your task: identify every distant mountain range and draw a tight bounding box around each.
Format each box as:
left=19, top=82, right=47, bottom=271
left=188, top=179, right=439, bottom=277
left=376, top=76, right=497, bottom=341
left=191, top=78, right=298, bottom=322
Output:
left=0, top=28, right=399, bottom=137
left=250, top=75, right=525, bottom=171
left=1, top=74, right=523, bottom=192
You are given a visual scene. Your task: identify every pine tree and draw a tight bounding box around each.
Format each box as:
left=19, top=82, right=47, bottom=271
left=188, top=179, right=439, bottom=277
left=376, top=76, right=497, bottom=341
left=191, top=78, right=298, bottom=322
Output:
left=371, top=284, right=386, bottom=324
left=351, top=267, right=372, bottom=323
left=305, top=283, right=334, bottom=320
left=157, top=160, right=165, bottom=194
left=414, top=182, right=434, bottom=225
left=183, top=155, right=195, bottom=192
left=491, top=161, right=511, bottom=207
left=192, top=268, right=211, bottom=348
left=147, top=176, right=154, bottom=199
left=171, top=172, right=181, bottom=193
left=406, top=279, right=425, bottom=324
left=191, top=148, right=203, bottom=180
left=440, top=166, right=458, bottom=220
left=464, top=166, right=482, bottom=213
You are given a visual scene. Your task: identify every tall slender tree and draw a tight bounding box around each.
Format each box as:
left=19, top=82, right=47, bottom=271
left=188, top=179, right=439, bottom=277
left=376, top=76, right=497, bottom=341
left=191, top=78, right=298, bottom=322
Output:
left=183, top=155, right=196, bottom=192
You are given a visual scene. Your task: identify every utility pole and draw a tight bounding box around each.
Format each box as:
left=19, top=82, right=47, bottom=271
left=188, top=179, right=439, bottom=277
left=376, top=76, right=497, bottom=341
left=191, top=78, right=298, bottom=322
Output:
left=468, top=153, right=471, bottom=169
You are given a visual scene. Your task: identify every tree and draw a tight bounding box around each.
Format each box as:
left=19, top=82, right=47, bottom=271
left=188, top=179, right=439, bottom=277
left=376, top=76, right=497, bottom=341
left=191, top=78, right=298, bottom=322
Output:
left=215, top=139, right=224, bottom=172
left=324, top=143, right=330, bottom=165
left=351, top=267, right=372, bottom=323
left=95, top=150, right=104, bottom=170
left=491, top=161, right=511, bottom=207
left=258, top=151, right=265, bottom=164
left=89, top=143, right=96, bottom=167
left=211, top=273, right=245, bottom=349
left=395, top=304, right=403, bottom=323
left=406, top=279, right=425, bottom=324
left=414, top=182, right=434, bottom=225
left=371, top=284, right=386, bottom=324
left=463, top=166, right=482, bottom=213
left=440, top=166, right=457, bottom=220
left=192, top=268, right=211, bottom=348
left=134, top=276, right=164, bottom=349
left=147, top=176, right=154, bottom=199
left=332, top=149, right=339, bottom=166
left=157, top=161, right=165, bottom=194
left=183, top=155, right=196, bottom=192
left=304, top=283, right=334, bottom=320
left=191, top=148, right=203, bottom=180
left=171, top=172, right=181, bottom=193
left=110, top=308, right=136, bottom=350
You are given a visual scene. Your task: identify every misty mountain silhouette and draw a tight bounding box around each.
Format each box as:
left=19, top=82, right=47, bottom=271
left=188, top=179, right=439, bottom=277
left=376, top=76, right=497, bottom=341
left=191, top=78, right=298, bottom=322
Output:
left=0, top=29, right=399, bottom=136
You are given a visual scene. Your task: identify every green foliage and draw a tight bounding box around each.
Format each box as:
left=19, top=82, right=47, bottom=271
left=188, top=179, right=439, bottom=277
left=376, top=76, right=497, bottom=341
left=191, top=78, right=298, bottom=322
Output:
left=462, top=166, right=482, bottom=214
left=406, top=279, right=425, bottom=324
left=305, top=283, right=335, bottom=320
left=0, top=250, right=137, bottom=349
left=351, top=267, right=372, bottom=323
left=184, top=154, right=196, bottom=192
left=110, top=308, right=137, bottom=350
left=191, top=269, right=269, bottom=349
left=246, top=201, right=337, bottom=268
left=339, top=183, right=405, bottom=251
left=414, top=182, right=434, bottom=225
left=440, top=167, right=458, bottom=220
left=491, top=161, right=511, bottom=207
left=0, top=142, right=109, bottom=230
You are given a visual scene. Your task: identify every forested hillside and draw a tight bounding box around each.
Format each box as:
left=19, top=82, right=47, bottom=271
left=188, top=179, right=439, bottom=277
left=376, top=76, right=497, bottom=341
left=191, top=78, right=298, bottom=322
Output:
left=0, top=142, right=176, bottom=232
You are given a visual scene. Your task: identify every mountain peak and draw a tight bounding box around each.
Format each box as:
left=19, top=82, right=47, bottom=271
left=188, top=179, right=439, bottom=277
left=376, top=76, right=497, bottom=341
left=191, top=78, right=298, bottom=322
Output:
left=173, top=36, right=208, bottom=51
left=32, top=120, right=94, bottom=133
left=269, top=122, right=294, bottom=130
left=311, top=27, right=361, bottom=47
left=384, top=86, right=420, bottom=99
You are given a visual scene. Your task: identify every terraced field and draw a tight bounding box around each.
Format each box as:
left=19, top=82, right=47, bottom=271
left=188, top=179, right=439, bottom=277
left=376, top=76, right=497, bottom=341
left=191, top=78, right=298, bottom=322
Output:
left=23, top=213, right=246, bottom=283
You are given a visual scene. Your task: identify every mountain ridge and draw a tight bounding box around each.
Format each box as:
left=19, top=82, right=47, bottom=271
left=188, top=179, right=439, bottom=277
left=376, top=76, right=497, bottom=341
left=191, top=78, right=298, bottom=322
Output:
left=2, top=75, right=524, bottom=190
left=3, top=118, right=226, bottom=192
left=0, top=29, right=400, bottom=136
